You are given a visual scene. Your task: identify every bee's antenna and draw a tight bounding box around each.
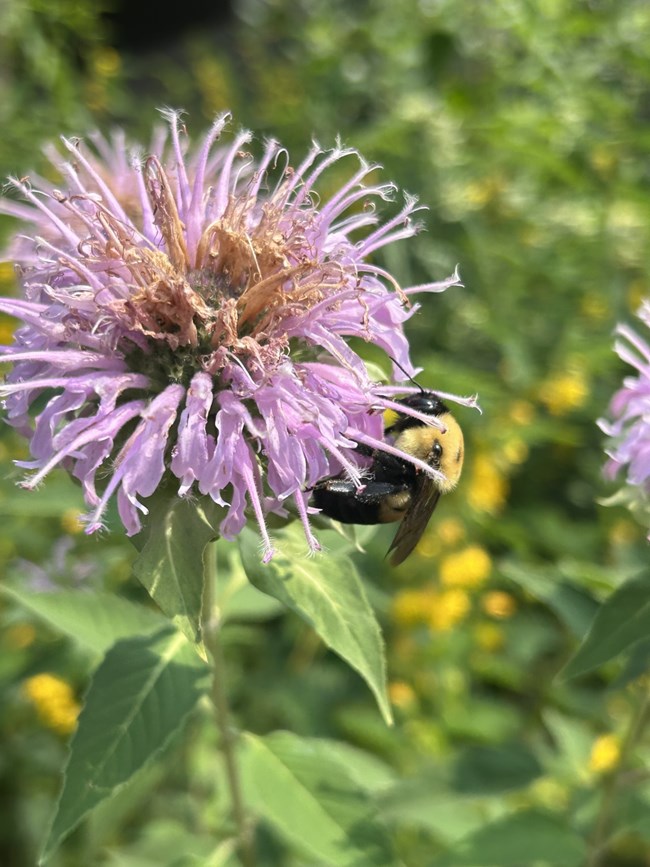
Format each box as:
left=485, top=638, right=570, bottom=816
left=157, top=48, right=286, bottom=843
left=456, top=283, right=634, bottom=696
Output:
left=388, top=355, right=425, bottom=393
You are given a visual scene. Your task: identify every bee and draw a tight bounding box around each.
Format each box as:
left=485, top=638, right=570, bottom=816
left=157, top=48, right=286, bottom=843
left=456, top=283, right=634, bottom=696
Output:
left=312, top=386, right=464, bottom=566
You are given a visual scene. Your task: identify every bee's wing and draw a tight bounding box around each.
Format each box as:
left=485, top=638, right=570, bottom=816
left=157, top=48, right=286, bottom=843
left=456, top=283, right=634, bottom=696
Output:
left=387, top=475, right=441, bottom=566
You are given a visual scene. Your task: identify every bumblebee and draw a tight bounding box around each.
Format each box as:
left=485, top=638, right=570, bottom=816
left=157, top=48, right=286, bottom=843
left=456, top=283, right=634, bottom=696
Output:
left=312, top=391, right=464, bottom=566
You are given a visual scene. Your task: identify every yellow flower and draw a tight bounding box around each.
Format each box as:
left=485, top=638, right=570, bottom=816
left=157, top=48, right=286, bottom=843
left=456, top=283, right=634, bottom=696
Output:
left=482, top=591, right=517, bottom=620
left=589, top=145, right=616, bottom=176
left=580, top=294, right=609, bottom=322
left=429, top=589, right=471, bottom=632
left=0, top=313, right=15, bottom=345
left=389, top=681, right=416, bottom=711
left=437, top=517, right=466, bottom=547
left=92, top=46, right=121, bottom=77
left=415, top=534, right=441, bottom=559
left=61, top=508, right=84, bottom=534
left=0, top=262, right=15, bottom=286
left=473, top=622, right=505, bottom=651
left=23, top=673, right=80, bottom=736
left=538, top=369, right=589, bottom=416
left=627, top=278, right=647, bottom=313
left=508, top=400, right=535, bottom=426
left=5, top=624, right=36, bottom=650
left=588, top=734, right=621, bottom=774
left=440, top=545, right=492, bottom=588
left=467, top=453, right=508, bottom=513
left=392, top=589, right=438, bottom=627
left=608, top=518, right=640, bottom=546
left=416, top=518, right=465, bottom=558
left=502, top=437, right=528, bottom=466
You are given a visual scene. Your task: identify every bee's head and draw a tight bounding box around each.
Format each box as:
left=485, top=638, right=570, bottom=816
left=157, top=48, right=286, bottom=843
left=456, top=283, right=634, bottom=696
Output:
left=432, top=412, right=464, bottom=493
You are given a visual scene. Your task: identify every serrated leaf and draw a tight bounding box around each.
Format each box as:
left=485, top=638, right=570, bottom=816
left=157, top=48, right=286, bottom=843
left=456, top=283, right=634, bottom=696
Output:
left=433, top=810, right=586, bottom=867
left=238, top=524, right=392, bottom=724
left=240, top=731, right=397, bottom=867
left=561, top=572, right=650, bottom=679
left=0, top=583, right=165, bottom=655
left=40, top=626, right=209, bottom=863
left=132, top=489, right=222, bottom=645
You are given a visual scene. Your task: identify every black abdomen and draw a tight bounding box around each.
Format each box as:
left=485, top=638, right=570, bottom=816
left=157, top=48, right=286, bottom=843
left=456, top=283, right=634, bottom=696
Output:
left=312, top=484, right=382, bottom=525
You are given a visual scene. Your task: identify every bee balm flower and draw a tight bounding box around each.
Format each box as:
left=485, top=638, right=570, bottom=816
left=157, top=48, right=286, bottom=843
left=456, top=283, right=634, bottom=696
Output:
left=601, top=302, right=650, bottom=516
left=0, top=111, right=466, bottom=560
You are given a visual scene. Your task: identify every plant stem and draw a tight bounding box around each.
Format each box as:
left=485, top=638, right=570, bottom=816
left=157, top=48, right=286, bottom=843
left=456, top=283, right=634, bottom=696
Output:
left=586, top=683, right=650, bottom=867
left=202, top=543, right=255, bottom=867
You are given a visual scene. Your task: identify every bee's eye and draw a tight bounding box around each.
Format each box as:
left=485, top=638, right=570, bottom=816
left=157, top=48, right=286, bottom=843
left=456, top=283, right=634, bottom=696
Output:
left=432, top=441, right=443, bottom=463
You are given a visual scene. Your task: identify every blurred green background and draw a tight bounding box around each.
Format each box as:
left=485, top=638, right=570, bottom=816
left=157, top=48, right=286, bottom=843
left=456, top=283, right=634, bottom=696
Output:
left=2, top=0, right=650, bottom=864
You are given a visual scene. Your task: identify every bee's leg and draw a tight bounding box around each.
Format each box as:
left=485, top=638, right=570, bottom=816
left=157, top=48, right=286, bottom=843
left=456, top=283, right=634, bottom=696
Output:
left=314, top=479, right=403, bottom=502
left=372, top=449, right=417, bottom=483
left=350, top=441, right=374, bottom=457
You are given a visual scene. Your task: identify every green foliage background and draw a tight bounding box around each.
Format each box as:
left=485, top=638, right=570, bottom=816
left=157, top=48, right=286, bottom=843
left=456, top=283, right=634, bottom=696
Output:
left=1, top=0, right=650, bottom=864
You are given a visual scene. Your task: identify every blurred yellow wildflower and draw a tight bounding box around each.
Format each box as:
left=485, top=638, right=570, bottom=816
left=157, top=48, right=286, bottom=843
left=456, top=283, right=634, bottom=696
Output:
left=415, top=534, right=441, bottom=559
left=538, top=368, right=589, bottom=416
left=437, top=517, right=466, bottom=546
left=440, top=545, right=492, bottom=588
left=467, top=453, right=508, bottom=513
left=23, top=673, right=80, bottom=736
left=61, top=509, right=85, bottom=534
left=608, top=518, right=641, bottom=546
left=589, top=734, right=621, bottom=774
left=589, top=145, right=616, bottom=176
left=0, top=262, right=15, bottom=288
left=392, top=589, right=438, bottom=627
left=508, top=400, right=535, bottom=426
left=5, top=623, right=36, bottom=650
left=389, top=681, right=417, bottom=711
left=473, top=622, right=505, bottom=651
left=429, top=589, right=471, bottom=632
left=92, top=46, right=121, bottom=77
left=627, top=278, right=647, bottom=313
left=580, top=294, right=609, bottom=322
left=482, top=591, right=517, bottom=620
left=0, top=313, right=15, bottom=345
left=393, top=586, right=471, bottom=632
left=463, top=175, right=504, bottom=208
left=416, top=517, right=465, bottom=559
left=502, top=437, right=528, bottom=466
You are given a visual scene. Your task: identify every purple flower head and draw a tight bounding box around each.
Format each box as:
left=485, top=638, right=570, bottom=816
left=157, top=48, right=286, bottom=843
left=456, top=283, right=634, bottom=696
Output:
left=1, top=110, right=472, bottom=561
left=601, top=302, right=650, bottom=511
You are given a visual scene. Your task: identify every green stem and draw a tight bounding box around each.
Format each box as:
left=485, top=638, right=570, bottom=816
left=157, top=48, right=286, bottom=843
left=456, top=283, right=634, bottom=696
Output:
left=586, top=683, right=650, bottom=867
left=202, top=543, right=255, bottom=867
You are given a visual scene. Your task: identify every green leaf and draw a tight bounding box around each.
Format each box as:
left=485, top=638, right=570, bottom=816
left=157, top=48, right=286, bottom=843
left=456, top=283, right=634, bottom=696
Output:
left=240, top=731, right=397, bottom=866
left=561, top=572, right=650, bottom=679
left=501, top=560, right=599, bottom=638
left=379, top=777, right=488, bottom=843
left=40, top=626, right=209, bottom=863
left=215, top=542, right=285, bottom=622
left=238, top=524, right=392, bottom=724
left=451, top=743, right=542, bottom=795
left=132, top=489, right=222, bottom=646
left=0, top=583, right=166, bottom=655
left=433, top=810, right=586, bottom=867
left=610, top=637, right=650, bottom=689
